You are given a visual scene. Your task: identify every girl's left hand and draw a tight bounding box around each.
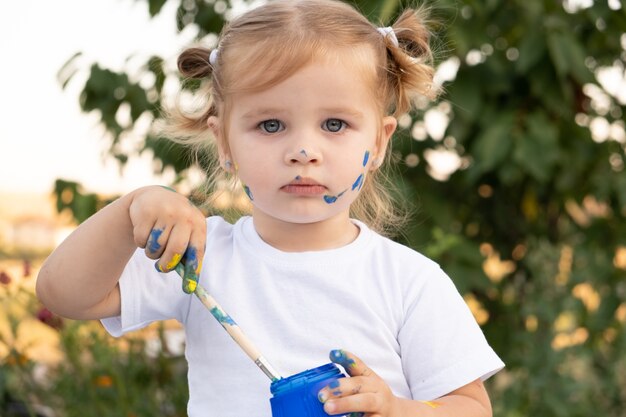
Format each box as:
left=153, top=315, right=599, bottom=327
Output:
left=318, top=349, right=400, bottom=417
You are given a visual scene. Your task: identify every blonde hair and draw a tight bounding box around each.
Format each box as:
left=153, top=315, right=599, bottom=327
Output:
left=164, top=0, right=436, bottom=236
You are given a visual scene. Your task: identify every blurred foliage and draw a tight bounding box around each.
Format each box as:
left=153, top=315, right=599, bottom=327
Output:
left=0, top=267, right=188, bottom=417
left=46, top=0, right=626, bottom=416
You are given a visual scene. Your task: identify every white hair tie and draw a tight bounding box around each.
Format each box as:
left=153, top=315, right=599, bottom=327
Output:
left=377, top=26, right=399, bottom=47
left=209, top=49, right=219, bottom=66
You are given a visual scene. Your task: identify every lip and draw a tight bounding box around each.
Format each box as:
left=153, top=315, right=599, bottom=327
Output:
left=280, top=177, right=327, bottom=195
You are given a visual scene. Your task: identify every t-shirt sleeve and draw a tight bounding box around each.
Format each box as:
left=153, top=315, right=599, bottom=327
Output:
left=398, top=263, right=504, bottom=401
left=101, top=248, right=192, bottom=337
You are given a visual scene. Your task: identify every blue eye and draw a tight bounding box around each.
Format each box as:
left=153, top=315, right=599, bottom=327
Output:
left=259, top=119, right=283, bottom=133
left=323, top=119, right=346, bottom=133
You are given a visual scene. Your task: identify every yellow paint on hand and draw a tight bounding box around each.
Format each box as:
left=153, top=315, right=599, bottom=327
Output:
left=420, top=400, right=443, bottom=408
left=166, top=253, right=182, bottom=270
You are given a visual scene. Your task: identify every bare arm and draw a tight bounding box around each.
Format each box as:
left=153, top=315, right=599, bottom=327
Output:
left=36, top=186, right=207, bottom=320
left=318, top=350, right=493, bottom=417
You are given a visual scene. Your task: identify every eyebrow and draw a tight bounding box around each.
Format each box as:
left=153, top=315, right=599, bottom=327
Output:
left=241, top=108, right=287, bottom=119
left=240, top=107, right=365, bottom=120
left=321, top=107, right=365, bottom=119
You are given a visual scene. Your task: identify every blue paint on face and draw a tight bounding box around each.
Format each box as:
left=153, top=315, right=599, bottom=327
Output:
left=362, top=150, right=370, bottom=167
left=351, top=174, right=364, bottom=191
left=243, top=184, right=254, bottom=200
left=300, top=149, right=308, bottom=157
left=210, top=307, right=237, bottom=326
left=147, top=228, right=164, bottom=253
left=323, top=189, right=347, bottom=204
left=295, top=175, right=302, bottom=181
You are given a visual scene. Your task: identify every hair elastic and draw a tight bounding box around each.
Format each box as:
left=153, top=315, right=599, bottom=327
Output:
left=377, top=26, right=399, bottom=47
left=209, top=49, right=219, bottom=66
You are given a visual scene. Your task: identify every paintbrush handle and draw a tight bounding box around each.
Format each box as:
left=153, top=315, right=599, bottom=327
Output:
left=173, top=263, right=281, bottom=381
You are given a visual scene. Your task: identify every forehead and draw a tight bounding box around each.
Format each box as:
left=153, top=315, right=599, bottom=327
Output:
left=230, top=53, right=380, bottom=117
left=224, top=41, right=380, bottom=92
left=224, top=46, right=382, bottom=114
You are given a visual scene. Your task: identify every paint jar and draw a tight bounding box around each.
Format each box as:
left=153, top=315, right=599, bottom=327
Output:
left=270, top=362, right=349, bottom=417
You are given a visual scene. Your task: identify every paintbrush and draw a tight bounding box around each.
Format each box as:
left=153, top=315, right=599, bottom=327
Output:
left=172, top=262, right=281, bottom=381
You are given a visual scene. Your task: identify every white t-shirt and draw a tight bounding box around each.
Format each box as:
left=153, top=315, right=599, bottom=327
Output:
left=102, top=216, right=504, bottom=417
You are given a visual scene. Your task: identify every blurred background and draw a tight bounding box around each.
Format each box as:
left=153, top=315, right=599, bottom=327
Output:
left=1, top=0, right=625, bottom=416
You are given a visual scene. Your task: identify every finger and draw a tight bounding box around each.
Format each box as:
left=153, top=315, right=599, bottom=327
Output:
left=329, top=349, right=377, bottom=378
left=181, top=246, right=200, bottom=293
left=133, top=217, right=157, bottom=250
left=181, top=227, right=205, bottom=294
left=318, top=376, right=367, bottom=403
left=323, top=392, right=375, bottom=416
left=145, top=225, right=173, bottom=260
left=154, top=251, right=183, bottom=273
left=154, top=221, right=191, bottom=274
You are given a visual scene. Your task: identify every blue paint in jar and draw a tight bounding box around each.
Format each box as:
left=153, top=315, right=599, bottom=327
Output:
left=270, top=363, right=353, bottom=417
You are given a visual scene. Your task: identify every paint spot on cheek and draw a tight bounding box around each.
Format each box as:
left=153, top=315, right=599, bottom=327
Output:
left=362, top=151, right=370, bottom=167
left=351, top=174, right=364, bottom=191
left=323, top=189, right=347, bottom=204
left=243, top=184, right=254, bottom=200
left=147, top=228, right=164, bottom=253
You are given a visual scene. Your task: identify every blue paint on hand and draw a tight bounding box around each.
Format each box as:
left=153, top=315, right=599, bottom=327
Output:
left=329, top=349, right=356, bottom=369
left=147, top=228, right=164, bottom=253
left=182, top=246, right=200, bottom=294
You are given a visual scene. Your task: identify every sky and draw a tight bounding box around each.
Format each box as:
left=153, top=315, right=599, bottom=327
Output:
left=0, top=0, right=194, bottom=195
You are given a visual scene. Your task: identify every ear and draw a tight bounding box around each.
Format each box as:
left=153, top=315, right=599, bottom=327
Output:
left=208, top=116, right=233, bottom=171
left=371, top=116, right=397, bottom=170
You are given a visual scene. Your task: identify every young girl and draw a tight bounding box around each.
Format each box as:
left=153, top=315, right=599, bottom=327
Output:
left=37, top=1, right=504, bottom=416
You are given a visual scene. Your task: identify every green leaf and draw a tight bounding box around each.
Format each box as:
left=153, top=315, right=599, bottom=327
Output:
left=445, top=69, right=483, bottom=123
left=547, top=31, right=570, bottom=77
left=470, top=112, right=515, bottom=175
left=147, top=0, right=167, bottom=17
left=547, top=30, right=594, bottom=84
left=516, top=22, right=546, bottom=74
left=513, top=112, right=560, bottom=183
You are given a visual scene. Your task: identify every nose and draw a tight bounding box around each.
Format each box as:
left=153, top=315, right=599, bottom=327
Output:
left=284, top=147, right=322, bottom=165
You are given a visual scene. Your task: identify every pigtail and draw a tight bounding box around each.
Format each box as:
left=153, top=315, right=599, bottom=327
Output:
left=161, top=46, right=221, bottom=142
left=178, top=47, right=216, bottom=79
left=384, top=8, right=437, bottom=116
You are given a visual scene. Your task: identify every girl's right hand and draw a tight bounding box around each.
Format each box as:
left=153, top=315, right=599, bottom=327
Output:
left=128, top=185, right=207, bottom=294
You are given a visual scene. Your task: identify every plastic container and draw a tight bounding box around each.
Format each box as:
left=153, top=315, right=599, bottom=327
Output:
left=270, top=363, right=348, bottom=417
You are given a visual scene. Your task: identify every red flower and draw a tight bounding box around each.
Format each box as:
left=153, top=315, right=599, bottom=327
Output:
left=0, top=271, right=11, bottom=285
left=36, top=307, right=64, bottom=330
